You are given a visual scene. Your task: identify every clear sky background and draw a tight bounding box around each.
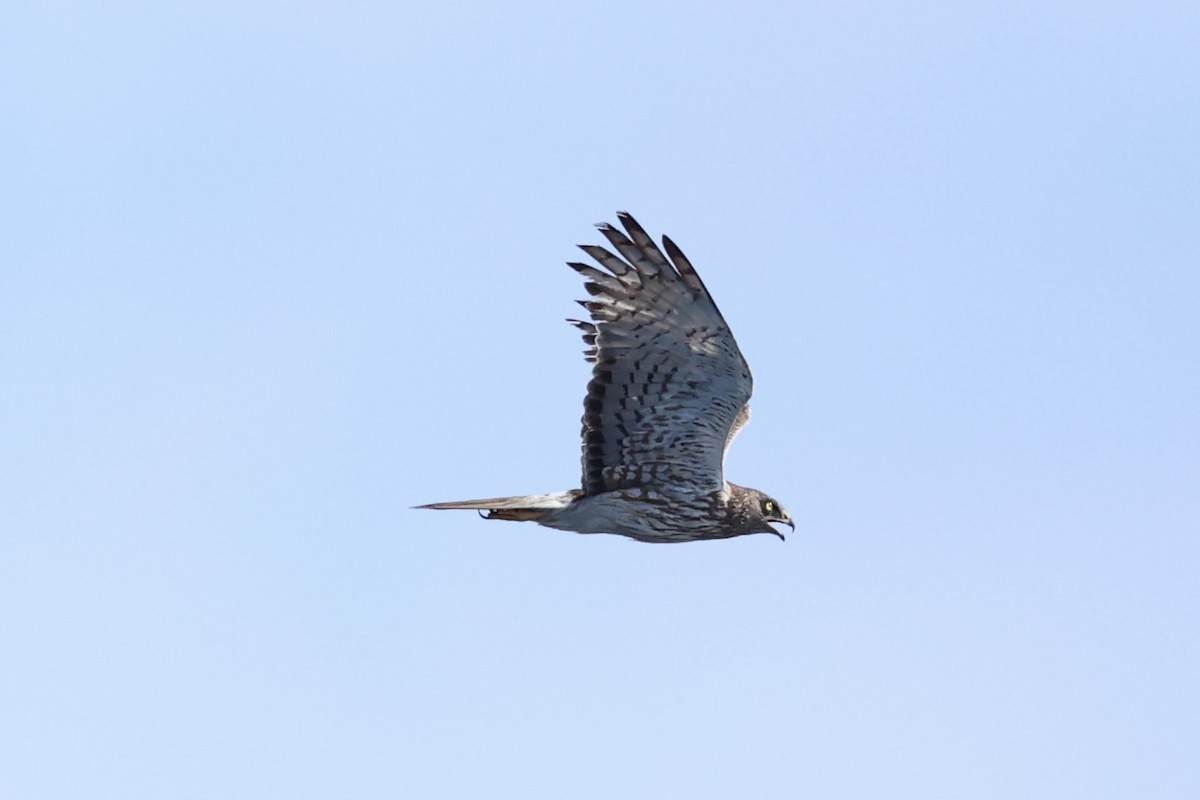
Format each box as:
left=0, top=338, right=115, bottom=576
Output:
left=2, top=1, right=1198, bottom=797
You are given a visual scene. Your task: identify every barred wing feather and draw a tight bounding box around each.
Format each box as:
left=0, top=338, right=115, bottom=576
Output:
left=566, top=213, right=753, bottom=497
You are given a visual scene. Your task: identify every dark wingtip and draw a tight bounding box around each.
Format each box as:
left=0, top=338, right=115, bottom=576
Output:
left=616, top=210, right=645, bottom=233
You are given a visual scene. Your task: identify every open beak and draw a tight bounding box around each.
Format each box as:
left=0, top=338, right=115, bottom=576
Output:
left=766, top=516, right=794, bottom=541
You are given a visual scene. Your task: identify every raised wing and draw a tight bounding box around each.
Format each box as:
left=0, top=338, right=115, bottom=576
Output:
left=566, top=212, right=753, bottom=497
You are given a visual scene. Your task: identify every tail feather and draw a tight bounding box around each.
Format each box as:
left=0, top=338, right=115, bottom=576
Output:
left=413, top=491, right=579, bottom=522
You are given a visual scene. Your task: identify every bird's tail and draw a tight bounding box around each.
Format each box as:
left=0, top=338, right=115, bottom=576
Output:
left=413, top=491, right=579, bottom=522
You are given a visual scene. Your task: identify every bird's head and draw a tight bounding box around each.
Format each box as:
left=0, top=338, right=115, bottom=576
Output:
left=741, top=488, right=794, bottom=540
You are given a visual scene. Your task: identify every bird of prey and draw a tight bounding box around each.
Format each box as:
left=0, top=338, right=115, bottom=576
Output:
left=416, top=212, right=792, bottom=543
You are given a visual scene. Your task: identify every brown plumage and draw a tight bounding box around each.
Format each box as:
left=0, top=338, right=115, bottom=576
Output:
left=415, top=212, right=792, bottom=543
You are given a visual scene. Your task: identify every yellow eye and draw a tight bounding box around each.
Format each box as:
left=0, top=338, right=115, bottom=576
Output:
left=764, top=501, right=774, bottom=512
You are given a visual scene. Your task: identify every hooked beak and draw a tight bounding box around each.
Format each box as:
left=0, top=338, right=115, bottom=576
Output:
left=765, top=516, right=794, bottom=541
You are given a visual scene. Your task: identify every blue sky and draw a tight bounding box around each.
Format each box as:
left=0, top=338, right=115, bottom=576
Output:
left=2, top=1, right=1197, bottom=797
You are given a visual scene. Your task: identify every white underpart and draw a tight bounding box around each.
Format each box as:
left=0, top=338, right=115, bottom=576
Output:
left=539, top=491, right=676, bottom=538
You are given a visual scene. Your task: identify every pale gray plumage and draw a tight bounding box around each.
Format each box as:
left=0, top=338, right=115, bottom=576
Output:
left=415, top=212, right=792, bottom=543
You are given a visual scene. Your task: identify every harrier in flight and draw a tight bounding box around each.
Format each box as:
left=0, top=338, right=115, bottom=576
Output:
left=416, top=213, right=792, bottom=543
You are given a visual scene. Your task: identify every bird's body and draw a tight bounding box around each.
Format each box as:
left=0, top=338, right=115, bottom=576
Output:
left=416, top=213, right=792, bottom=543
